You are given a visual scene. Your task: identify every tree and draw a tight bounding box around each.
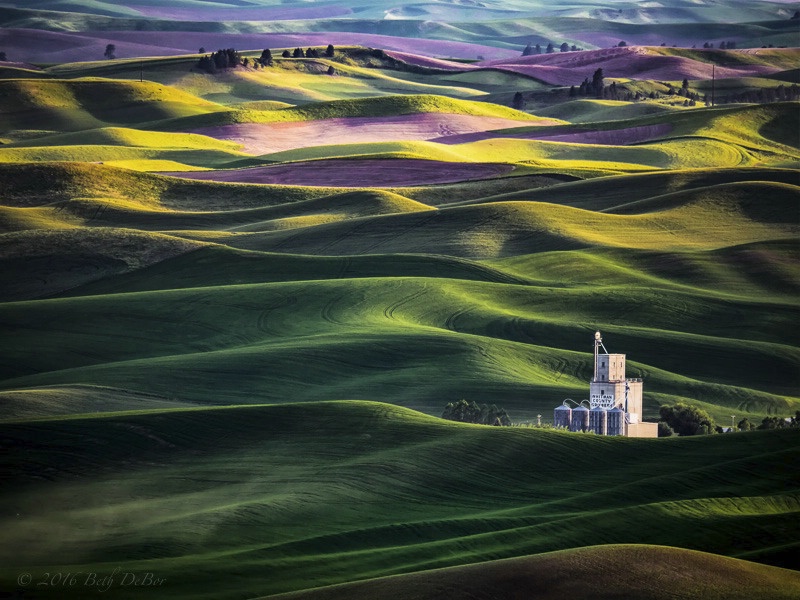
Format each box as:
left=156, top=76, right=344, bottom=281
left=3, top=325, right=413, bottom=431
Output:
left=569, top=85, right=577, bottom=97
left=534, top=43, right=542, bottom=54
left=327, top=65, right=335, bottom=75
left=657, top=421, right=675, bottom=437
left=659, top=403, right=716, bottom=436
left=225, top=48, right=241, bottom=67
left=591, top=67, right=604, bottom=97
left=293, top=47, right=304, bottom=58
left=560, top=42, right=569, bottom=52
left=199, top=47, right=205, bottom=54
left=260, top=48, right=273, bottom=66
left=326, top=44, right=335, bottom=57
left=737, top=417, right=755, bottom=431
left=618, top=40, right=627, bottom=47
left=282, top=50, right=291, bottom=58
left=197, top=54, right=215, bottom=73
left=546, top=42, right=554, bottom=54
left=0, top=51, right=6, bottom=62
left=522, top=43, right=533, bottom=56
left=512, top=91, right=525, bottom=110
left=791, top=10, right=799, bottom=19
left=104, top=44, right=116, bottom=60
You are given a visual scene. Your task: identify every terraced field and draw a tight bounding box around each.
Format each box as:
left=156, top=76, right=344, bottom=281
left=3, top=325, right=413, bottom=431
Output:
left=0, top=2, right=799, bottom=598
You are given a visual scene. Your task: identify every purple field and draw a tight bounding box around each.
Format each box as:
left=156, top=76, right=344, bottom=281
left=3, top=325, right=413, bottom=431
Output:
left=384, top=51, right=481, bottom=71
left=434, top=123, right=674, bottom=146
left=127, top=4, right=352, bottom=21
left=0, top=29, right=515, bottom=63
left=164, top=159, right=514, bottom=187
left=478, top=47, right=788, bottom=85
left=194, top=114, right=558, bottom=155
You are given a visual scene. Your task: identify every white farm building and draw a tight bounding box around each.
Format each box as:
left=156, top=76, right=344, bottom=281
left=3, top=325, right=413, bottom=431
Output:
left=554, top=331, right=658, bottom=438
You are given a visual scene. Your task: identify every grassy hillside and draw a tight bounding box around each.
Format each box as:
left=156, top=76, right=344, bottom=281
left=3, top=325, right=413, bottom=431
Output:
left=0, top=78, right=225, bottom=133
left=156, top=93, right=541, bottom=130
left=1, top=263, right=796, bottom=421
left=0, top=402, right=797, bottom=599
left=267, top=545, right=800, bottom=600
left=0, top=162, right=796, bottom=422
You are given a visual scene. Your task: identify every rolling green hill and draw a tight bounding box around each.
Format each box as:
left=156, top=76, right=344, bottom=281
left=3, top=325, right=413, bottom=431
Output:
left=0, top=78, right=225, bottom=133
left=0, top=162, right=796, bottom=423
left=0, top=402, right=797, bottom=599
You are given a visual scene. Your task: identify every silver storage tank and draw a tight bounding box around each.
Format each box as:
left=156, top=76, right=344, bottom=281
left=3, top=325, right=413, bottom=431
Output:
left=607, top=406, right=625, bottom=436
left=589, top=406, right=607, bottom=435
left=570, top=405, right=589, bottom=432
left=553, top=404, right=572, bottom=429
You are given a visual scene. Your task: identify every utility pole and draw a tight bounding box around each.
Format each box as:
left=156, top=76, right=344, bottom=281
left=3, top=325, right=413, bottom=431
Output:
left=731, top=415, right=736, bottom=430
left=711, top=64, right=715, bottom=107
left=140, top=60, right=143, bottom=83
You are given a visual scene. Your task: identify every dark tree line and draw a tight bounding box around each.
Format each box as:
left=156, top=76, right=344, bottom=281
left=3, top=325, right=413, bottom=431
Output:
left=702, top=41, right=737, bottom=49
left=739, top=412, right=800, bottom=431
left=522, top=42, right=581, bottom=56
left=569, top=68, right=605, bottom=98
left=197, top=44, right=336, bottom=73
left=283, top=45, right=336, bottom=59
left=659, top=405, right=800, bottom=437
left=197, top=48, right=241, bottom=72
left=442, top=400, right=512, bottom=426
left=658, top=403, right=716, bottom=436
left=716, top=84, right=800, bottom=104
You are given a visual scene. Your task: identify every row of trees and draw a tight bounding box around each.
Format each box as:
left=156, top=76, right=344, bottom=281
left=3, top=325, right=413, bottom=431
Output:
left=522, top=39, right=764, bottom=54
left=442, top=400, right=512, bottom=426
left=282, top=45, right=336, bottom=59
left=702, top=41, right=737, bottom=49
left=715, top=84, right=800, bottom=104
left=658, top=403, right=800, bottom=437
left=738, top=412, right=800, bottom=431
left=522, top=42, right=583, bottom=55
left=196, top=45, right=337, bottom=73
left=569, top=67, right=606, bottom=98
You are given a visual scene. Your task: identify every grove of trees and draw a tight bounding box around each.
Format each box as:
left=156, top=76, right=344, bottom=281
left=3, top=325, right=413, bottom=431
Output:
left=658, top=403, right=716, bottom=436
left=442, top=400, right=512, bottom=426
left=197, top=48, right=241, bottom=73
left=195, top=44, right=337, bottom=73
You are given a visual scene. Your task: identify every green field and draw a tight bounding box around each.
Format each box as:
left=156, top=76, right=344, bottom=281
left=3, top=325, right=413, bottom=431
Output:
left=0, top=5, right=799, bottom=598
left=1, top=403, right=798, bottom=599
